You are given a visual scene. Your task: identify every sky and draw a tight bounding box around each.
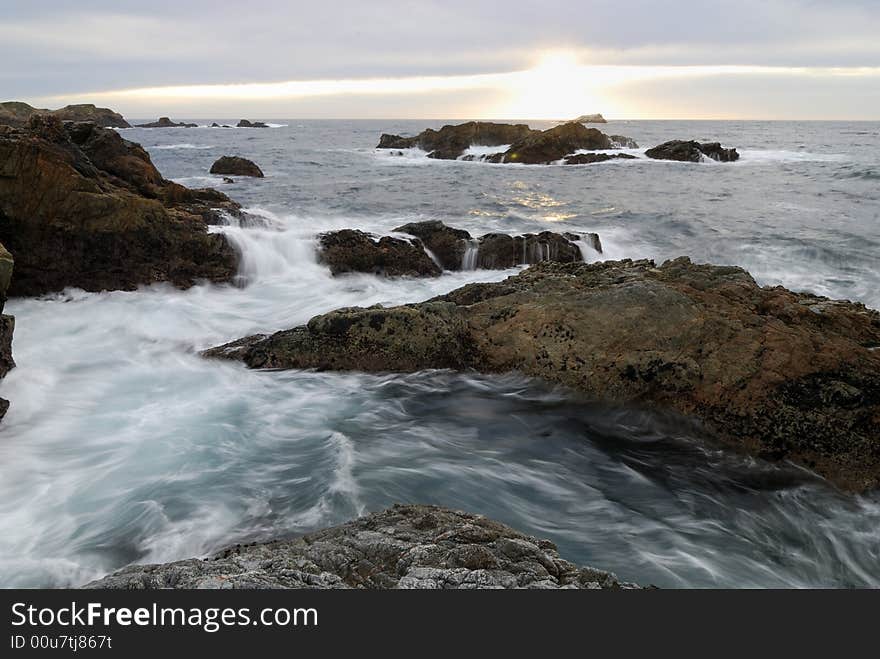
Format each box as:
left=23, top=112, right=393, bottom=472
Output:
left=2, top=0, right=879, bottom=119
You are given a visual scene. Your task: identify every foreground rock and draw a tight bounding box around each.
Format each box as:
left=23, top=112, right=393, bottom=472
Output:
left=135, top=117, right=198, bottom=128
left=85, top=504, right=638, bottom=589
left=0, top=101, right=130, bottom=128
left=0, top=116, right=241, bottom=295
left=646, top=140, right=739, bottom=163
left=210, top=156, right=264, bottom=178
left=237, top=119, right=269, bottom=128
left=206, top=258, right=880, bottom=492
left=377, top=121, right=639, bottom=164
left=318, top=230, right=441, bottom=277
left=318, top=221, right=600, bottom=275
left=0, top=242, right=13, bottom=420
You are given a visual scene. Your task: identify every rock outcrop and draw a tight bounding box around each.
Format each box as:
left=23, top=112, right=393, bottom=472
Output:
left=205, top=258, right=880, bottom=493
left=0, top=116, right=241, bottom=296
left=237, top=120, right=269, bottom=128
left=135, top=117, right=198, bottom=128
left=84, top=504, right=638, bottom=589
left=0, top=242, right=13, bottom=420
left=376, top=121, right=639, bottom=165
left=317, top=230, right=442, bottom=277
left=0, top=101, right=130, bottom=129
left=209, top=156, right=265, bottom=178
left=321, top=221, right=599, bottom=274
left=646, top=140, right=740, bottom=163
left=573, top=113, right=607, bottom=124
left=563, top=153, right=638, bottom=165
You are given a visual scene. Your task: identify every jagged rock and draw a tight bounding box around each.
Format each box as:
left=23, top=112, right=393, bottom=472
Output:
left=135, top=117, right=198, bottom=128
left=237, top=119, right=269, bottom=128
left=0, top=101, right=130, bottom=129
left=0, top=118, right=240, bottom=295
left=474, top=232, right=583, bottom=269
left=210, top=156, right=265, bottom=178
left=84, top=504, right=639, bottom=589
left=210, top=123, right=233, bottom=128
left=573, top=113, right=607, bottom=124
left=377, top=122, right=537, bottom=160
left=0, top=241, right=13, bottom=420
left=563, top=153, right=638, bottom=165
left=206, top=258, right=880, bottom=493
left=500, top=122, right=614, bottom=164
left=317, top=229, right=442, bottom=277
left=610, top=135, right=640, bottom=149
left=392, top=220, right=473, bottom=270
left=564, top=232, right=602, bottom=253
left=646, top=140, right=739, bottom=163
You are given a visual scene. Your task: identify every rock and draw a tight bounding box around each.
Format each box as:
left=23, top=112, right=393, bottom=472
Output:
left=392, top=220, right=473, bottom=270
left=206, top=258, right=880, bottom=493
left=0, top=118, right=241, bottom=296
left=610, top=134, right=640, bottom=149
left=573, top=113, right=608, bottom=124
left=474, top=232, right=583, bottom=269
left=135, top=117, right=198, bottom=128
left=237, top=119, right=269, bottom=128
left=377, top=122, right=537, bottom=160
left=317, top=229, right=442, bottom=277
left=84, top=504, right=639, bottom=589
left=563, top=153, right=638, bottom=165
left=209, top=156, right=265, bottom=178
left=222, top=177, right=235, bottom=184
left=0, top=101, right=131, bottom=129
left=0, top=242, right=13, bottom=420
left=501, top=122, right=614, bottom=164
left=645, top=140, right=739, bottom=163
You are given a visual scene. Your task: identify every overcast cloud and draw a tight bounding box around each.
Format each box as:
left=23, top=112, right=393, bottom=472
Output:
left=2, top=1, right=878, bottom=118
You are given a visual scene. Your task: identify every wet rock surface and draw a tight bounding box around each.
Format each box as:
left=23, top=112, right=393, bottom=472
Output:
left=646, top=140, right=740, bottom=162
left=0, top=117, right=241, bottom=295
left=0, top=242, right=13, bottom=420
left=207, top=258, right=880, bottom=492
left=317, top=229, right=442, bottom=277
left=563, top=153, right=638, bottom=165
left=85, top=504, right=639, bottom=589
left=377, top=121, right=536, bottom=160
left=210, top=156, right=265, bottom=178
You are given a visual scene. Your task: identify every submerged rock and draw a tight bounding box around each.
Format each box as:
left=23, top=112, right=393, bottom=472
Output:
left=317, top=229, right=442, bottom=277
left=237, top=119, right=270, bottom=128
left=646, top=140, right=739, bottom=163
left=0, top=242, right=13, bottom=420
left=0, top=101, right=131, bottom=129
left=206, top=258, right=880, bottom=493
left=563, top=153, right=638, bottom=165
left=84, top=504, right=639, bottom=589
left=0, top=117, right=241, bottom=295
left=210, top=156, right=265, bottom=178
left=135, top=117, right=198, bottom=128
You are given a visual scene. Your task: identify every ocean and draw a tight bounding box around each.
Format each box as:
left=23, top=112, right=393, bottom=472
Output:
left=0, top=119, right=878, bottom=588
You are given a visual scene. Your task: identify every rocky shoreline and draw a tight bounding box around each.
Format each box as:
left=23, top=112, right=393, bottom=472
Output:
left=85, top=505, right=640, bottom=589
left=206, top=257, right=880, bottom=492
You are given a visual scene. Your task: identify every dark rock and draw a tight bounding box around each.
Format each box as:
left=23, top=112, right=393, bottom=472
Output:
left=563, top=231, right=603, bottom=253
left=0, top=121, right=241, bottom=296
left=210, top=156, right=264, bottom=178
left=0, top=101, right=131, bottom=129
left=84, top=504, right=640, bottom=589
left=317, top=229, right=441, bottom=277
left=237, top=119, right=270, bottom=128
left=135, top=117, right=198, bottom=128
left=392, top=220, right=472, bottom=270
left=222, top=177, right=234, bottom=184
left=475, top=232, right=583, bottom=269
left=377, top=122, right=537, bottom=160
left=610, top=135, right=640, bottom=149
left=207, top=258, right=880, bottom=493
left=645, top=140, right=739, bottom=163
left=0, top=242, right=13, bottom=420
left=563, top=153, right=638, bottom=165
left=501, top=122, right=614, bottom=164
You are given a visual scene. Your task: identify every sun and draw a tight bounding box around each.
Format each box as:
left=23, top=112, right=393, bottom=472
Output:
left=495, top=50, right=600, bottom=120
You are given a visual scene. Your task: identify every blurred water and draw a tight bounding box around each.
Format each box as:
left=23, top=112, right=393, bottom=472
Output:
left=0, top=120, right=878, bottom=588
